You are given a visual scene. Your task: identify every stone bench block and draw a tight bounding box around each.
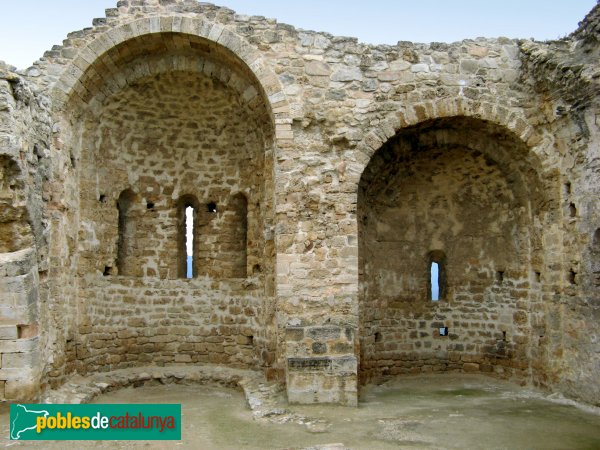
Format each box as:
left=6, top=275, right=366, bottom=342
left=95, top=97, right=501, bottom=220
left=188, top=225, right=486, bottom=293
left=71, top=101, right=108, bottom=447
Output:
left=0, top=248, right=36, bottom=277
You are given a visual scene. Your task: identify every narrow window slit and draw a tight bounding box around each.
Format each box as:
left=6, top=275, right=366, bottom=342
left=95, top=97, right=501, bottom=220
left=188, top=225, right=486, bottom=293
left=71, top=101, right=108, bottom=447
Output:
left=185, top=205, right=194, bottom=279
left=431, top=262, right=440, bottom=301
left=178, top=195, right=199, bottom=279
left=428, top=250, right=446, bottom=301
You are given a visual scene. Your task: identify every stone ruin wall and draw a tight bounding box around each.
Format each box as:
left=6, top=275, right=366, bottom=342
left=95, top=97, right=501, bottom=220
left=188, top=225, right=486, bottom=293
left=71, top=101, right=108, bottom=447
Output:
left=0, top=65, right=52, bottom=399
left=519, top=7, right=600, bottom=402
left=70, top=47, right=277, bottom=376
left=358, top=117, right=548, bottom=382
left=0, top=0, right=598, bottom=407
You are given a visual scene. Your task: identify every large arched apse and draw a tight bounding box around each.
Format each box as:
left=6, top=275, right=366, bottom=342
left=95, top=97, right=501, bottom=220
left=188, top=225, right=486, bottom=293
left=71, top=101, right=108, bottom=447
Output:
left=64, top=32, right=276, bottom=375
left=358, top=117, right=551, bottom=384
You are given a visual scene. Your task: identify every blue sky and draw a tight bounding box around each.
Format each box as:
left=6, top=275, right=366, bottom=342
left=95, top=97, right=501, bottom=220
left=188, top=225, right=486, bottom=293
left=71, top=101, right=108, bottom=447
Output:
left=0, top=0, right=596, bottom=69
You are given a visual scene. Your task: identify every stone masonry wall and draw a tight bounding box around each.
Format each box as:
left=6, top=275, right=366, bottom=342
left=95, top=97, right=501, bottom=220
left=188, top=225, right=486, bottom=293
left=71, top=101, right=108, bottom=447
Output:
left=358, top=118, right=547, bottom=382
left=65, top=35, right=277, bottom=377
left=0, top=63, right=52, bottom=400
left=76, top=69, right=269, bottom=279
left=72, top=277, right=261, bottom=375
left=518, top=2, right=600, bottom=402
left=0, top=0, right=597, bottom=406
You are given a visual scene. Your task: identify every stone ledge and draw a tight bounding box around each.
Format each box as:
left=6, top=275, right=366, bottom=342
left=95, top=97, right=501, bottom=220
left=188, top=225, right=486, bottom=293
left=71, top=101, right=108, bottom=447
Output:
left=0, top=248, right=36, bottom=278
left=38, top=364, right=334, bottom=429
left=41, top=364, right=264, bottom=404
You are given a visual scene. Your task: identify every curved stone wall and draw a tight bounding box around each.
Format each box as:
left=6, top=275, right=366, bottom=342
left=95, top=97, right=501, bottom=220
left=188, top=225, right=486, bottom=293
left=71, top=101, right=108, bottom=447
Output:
left=358, top=117, right=555, bottom=382
left=59, top=29, right=278, bottom=376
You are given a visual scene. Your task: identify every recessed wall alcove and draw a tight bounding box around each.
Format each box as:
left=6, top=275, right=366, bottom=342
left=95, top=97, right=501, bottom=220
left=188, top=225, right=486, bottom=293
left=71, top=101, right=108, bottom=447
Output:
left=358, top=116, right=550, bottom=384
left=64, top=32, right=277, bottom=376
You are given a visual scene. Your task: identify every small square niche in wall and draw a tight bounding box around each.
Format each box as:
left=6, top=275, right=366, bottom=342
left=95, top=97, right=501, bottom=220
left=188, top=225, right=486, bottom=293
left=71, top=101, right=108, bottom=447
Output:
left=439, top=327, right=449, bottom=336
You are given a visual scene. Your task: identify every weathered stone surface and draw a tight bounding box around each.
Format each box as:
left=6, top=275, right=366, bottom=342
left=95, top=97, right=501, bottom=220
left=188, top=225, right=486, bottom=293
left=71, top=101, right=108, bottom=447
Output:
left=285, top=327, right=305, bottom=341
left=288, top=357, right=332, bottom=371
left=0, top=337, right=37, bottom=353
left=0, top=325, right=17, bottom=340
left=306, top=326, right=342, bottom=341
left=330, top=67, right=362, bottom=82
left=305, top=61, right=331, bottom=76
left=0, top=0, right=598, bottom=409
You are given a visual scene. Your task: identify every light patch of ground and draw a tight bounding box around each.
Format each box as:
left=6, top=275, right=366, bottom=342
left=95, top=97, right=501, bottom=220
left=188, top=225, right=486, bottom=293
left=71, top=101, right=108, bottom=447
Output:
left=1, top=374, right=599, bottom=449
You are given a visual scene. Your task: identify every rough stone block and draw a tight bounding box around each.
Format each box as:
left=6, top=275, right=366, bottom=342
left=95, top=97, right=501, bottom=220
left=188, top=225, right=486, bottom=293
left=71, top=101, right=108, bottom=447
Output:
left=0, top=367, right=26, bottom=379
left=305, top=61, right=331, bottom=76
left=5, top=377, right=39, bottom=401
left=330, top=356, right=357, bottom=374
left=330, top=67, right=362, bottom=82
left=312, top=342, right=327, bottom=354
left=306, top=326, right=341, bottom=341
left=2, top=350, right=39, bottom=369
left=0, top=337, right=37, bottom=353
left=0, top=325, right=17, bottom=340
left=285, top=327, right=304, bottom=341
left=0, top=248, right=36, bottom=277
left=288, top=357, right=331, bottom=371
left=287, top=372, right=357, bottom=406
left=463, top=363, right=480, bottom=372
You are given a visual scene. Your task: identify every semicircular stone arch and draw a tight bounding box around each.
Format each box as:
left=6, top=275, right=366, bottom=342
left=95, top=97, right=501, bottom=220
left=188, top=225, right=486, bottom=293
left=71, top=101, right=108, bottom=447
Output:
left=349, top=97, right=547, bottom=185
left=50, top=15, right=292, bottom=146
left=43, top=14, right=289, bottom=381
left=354, top=104, right=562, bottom=386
